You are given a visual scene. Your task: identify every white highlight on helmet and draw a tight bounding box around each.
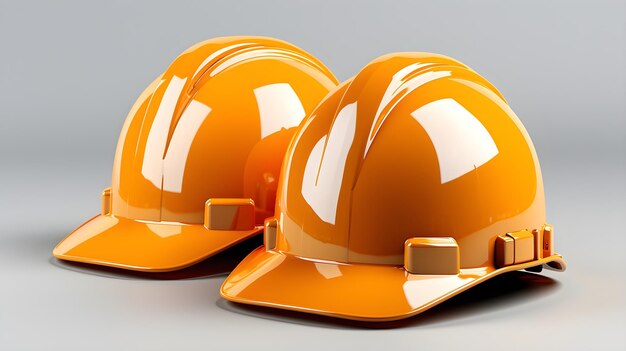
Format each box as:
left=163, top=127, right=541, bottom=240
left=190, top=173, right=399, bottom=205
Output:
left=314, top=262, right=343, bottom=279
left=114, top=76, right=164, bottom=196
left=411, top=98, right=499, bottom=184
left=145, top=222, right=183, bottom=238
left=141, top=75, right=187, bottom=188
left=211, top=48, right=284, bottom=77
left=375, top=63, right=429, bottom=118
left=192, top=43, right=250, bottom=79
left=224, top=253, right=287, bottom=296
left=163, top=100, right=212, bottom=193
left=402, top=275, right=470, bottom=309
left=302, top=103, right=357, bottom=225
left=365, top=64, right=451, bottom=156
left=254, top=83, right=306, bottom=138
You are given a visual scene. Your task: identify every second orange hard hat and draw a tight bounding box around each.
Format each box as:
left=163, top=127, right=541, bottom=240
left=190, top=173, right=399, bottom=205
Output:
left=221, top=52, right=566, bottom=321
left=53, top=37, right=338, bottom=272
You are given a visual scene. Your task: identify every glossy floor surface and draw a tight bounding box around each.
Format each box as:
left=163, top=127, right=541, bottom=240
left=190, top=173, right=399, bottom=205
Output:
left=1, top=1, right=624, bottom=350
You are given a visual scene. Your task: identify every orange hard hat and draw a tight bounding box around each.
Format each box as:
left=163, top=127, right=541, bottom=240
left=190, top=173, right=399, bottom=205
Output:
left=221, top=52, right=566, bottom=321
left=53, top=36, right=338, bottom=272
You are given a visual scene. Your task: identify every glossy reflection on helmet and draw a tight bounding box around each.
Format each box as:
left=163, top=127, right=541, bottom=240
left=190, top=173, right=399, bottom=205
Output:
left=221, top=52, right=566, bottom=321
left=53, top=36, right=338, bottom=272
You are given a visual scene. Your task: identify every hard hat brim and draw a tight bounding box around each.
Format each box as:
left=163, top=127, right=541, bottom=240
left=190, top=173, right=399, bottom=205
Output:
left=53, top=214, right=262, bottom=272
left=220, top=247, right=566, bottom=322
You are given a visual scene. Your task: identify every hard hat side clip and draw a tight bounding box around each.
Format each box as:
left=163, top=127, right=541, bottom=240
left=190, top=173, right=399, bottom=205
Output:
left=495, top=226, right=555, bottom=268
left=264, top=217, right=278, bottom=251
left=204, top=198, right=256, bottom=231
left=101, top=187, right=112, bottom=216
left=403, top=237, right=460, bottom=275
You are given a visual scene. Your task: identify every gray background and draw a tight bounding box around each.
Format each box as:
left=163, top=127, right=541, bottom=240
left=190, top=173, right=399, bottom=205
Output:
left=1, top=0, right=624, bottom=350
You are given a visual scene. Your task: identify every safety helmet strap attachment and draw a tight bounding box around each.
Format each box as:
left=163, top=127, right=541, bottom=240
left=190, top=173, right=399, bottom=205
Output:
left=101, top=187, right=112, bottom=216
left=203, top=198, right=256, bottom=231
left=263, top=217, right=278, bottom=251
left=403, top=237, right=460, bottom=275
left=495, top=225, right=554, bottom=268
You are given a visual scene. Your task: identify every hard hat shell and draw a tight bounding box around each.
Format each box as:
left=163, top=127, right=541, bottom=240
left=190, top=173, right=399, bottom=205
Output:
left=221, top=53, right=566, bottom=321
left=53, top=37, right=338, bottom=272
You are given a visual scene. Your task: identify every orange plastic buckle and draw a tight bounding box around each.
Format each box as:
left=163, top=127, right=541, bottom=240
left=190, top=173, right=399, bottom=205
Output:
left=404, top=237, right=460, bottom=275
left=495, top=228, right=552, bottom=268
left=542, top=224, right=554, bottom=257
left=204, top=198, right=255, bottom=231
left=101, top=187, right=111, bottom=216
left=264, top=217, right=278, bottom=250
